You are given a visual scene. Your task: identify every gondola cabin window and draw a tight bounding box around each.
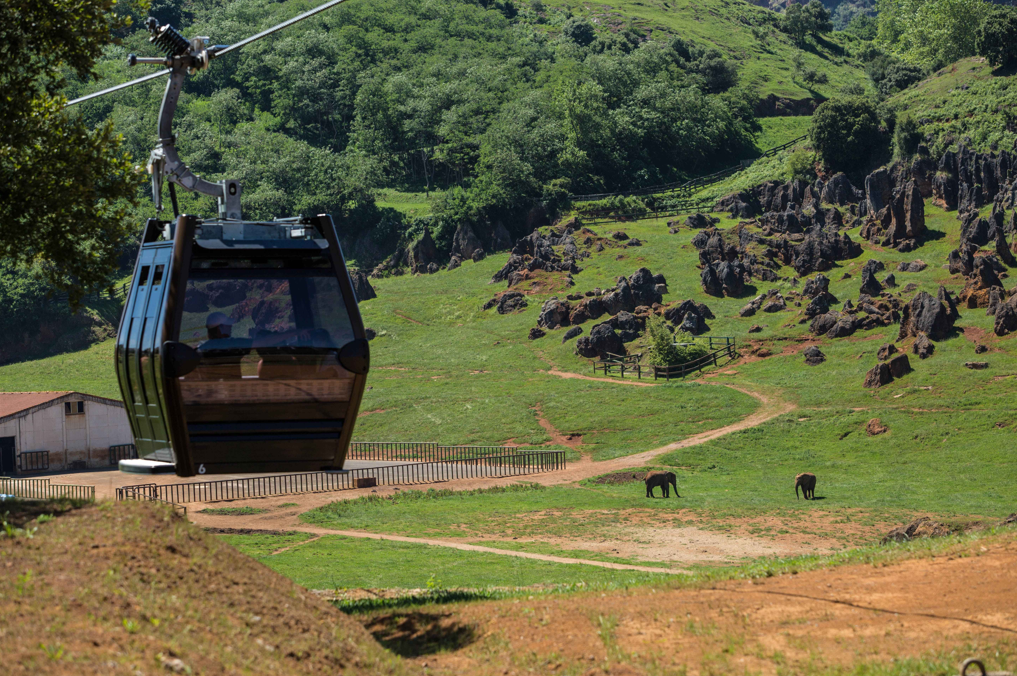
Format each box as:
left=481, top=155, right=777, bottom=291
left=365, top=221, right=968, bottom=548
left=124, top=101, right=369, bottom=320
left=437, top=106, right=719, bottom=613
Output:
left=176, top=257, right=356, bottom=406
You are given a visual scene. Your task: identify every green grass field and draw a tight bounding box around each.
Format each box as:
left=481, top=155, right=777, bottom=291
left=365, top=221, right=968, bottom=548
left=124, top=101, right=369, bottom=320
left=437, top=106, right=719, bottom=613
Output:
left=7, top=169, right=1017, bottom=594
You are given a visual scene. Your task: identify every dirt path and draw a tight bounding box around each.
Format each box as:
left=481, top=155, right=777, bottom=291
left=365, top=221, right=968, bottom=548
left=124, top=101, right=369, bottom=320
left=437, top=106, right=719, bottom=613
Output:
left=543, top=368, right=658, bottom=387
left=375, top=534, right=1017, bottom=676
left=257, top=525, right=685, bottom=574
left=190, top=383, right=796, bottom=569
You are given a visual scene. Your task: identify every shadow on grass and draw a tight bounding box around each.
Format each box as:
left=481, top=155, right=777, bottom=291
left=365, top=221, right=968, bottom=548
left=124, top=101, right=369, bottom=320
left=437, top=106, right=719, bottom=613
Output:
left=364, top=611, right=479, bottom=657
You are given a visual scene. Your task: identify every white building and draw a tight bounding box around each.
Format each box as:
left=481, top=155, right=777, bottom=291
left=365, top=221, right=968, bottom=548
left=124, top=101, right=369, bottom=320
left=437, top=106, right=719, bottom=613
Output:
left=0, top=392, right=134, bottom=474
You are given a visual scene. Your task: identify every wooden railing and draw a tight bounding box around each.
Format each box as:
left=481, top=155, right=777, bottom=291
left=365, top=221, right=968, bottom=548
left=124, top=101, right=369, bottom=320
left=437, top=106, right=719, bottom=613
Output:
left=590, top=339, right=738, bottom=381
left=651, top=341, right=738, bottom=381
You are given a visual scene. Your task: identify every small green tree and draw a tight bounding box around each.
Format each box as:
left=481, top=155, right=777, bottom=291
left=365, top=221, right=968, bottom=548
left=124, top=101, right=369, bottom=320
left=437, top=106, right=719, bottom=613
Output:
left=893, top=114, right=923, bottom=158
left=810, top=96, right=884, bottom=173
left=803, top=0, right=834, bottom=37
left=976, top=6, right=1017, bottom=69
left=785, top=147, right=817, bottom=182
left=781, top=3, right=810, bottom=45
left=645, top=314, right=682, bottom=366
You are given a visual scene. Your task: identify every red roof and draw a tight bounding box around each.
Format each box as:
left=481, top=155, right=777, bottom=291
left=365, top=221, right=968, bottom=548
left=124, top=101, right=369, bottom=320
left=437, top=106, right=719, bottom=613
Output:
left=0, top=392, right=72, bottom=419
left=0, top=392, right=124, bottom=422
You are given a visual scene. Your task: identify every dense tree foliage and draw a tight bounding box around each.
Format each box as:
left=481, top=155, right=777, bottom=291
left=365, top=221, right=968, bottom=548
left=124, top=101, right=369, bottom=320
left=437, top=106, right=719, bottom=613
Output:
left=780, top=1, right=833, bottom=46
left=67, top=0, right=758, bottom=260
left=1, top=0, right=140, bottom=303
left=810, top=96, right=884, bottom=173
left=876, top=0, right=989, bottom=68
left=976, top=6, right=1017, bottom=69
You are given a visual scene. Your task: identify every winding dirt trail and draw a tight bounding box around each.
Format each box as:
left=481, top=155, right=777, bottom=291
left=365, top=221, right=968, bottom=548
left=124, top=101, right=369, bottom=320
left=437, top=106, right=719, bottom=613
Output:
left=191, top=381, right=796, bottom=573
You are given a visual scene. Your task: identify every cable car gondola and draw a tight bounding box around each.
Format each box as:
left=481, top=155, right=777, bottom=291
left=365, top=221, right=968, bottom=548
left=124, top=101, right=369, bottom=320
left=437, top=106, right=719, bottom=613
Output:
left=69, top=0, right=369, bottom=476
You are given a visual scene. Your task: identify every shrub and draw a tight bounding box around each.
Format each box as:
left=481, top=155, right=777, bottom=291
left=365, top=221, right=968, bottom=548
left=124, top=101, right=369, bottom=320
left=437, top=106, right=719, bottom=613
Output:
left=645, top=318, right=709, bottom=366
left=785, top=147, right=817, bottom=182
left=877, top=62, right=926, bottom=97
left=893, top=114, right=923, bottom=158
left=560, top=17, right=596, bottom=46
left=976, top=6, right=1017, bottom=69
left=810, top=96, right=884, bottom=173
left=645, top=315, right=682, bottom=366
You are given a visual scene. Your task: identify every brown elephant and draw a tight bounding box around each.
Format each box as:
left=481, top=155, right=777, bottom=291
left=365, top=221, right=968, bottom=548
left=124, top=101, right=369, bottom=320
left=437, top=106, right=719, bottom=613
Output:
left=644, top=471, right=679, bottom=498
left=795, top=472, right=816, bottom=500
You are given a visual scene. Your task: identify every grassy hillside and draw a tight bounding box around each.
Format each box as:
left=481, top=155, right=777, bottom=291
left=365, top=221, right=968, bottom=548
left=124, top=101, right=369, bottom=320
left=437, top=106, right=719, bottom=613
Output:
left=545, top=0, right=869, bottom=100
left=0, top=500, right=401, bottom=675
left=888, top=56, right=1017, bottom=155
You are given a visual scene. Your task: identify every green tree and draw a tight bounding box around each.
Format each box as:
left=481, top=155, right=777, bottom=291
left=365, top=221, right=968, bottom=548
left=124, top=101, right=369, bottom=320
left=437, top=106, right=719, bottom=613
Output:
left=1, top=0, right=140, bottom=304
left=876, top=0, right=990, bottom=68
left=810, top=96, right=884, bottom=173
left=976, top=6, right=1017, bottom=69
left=781, top=4, right=810, bottom=45
left=893, top=114, right=923, bottom=158
left=803, top=1, right=834, bottom=37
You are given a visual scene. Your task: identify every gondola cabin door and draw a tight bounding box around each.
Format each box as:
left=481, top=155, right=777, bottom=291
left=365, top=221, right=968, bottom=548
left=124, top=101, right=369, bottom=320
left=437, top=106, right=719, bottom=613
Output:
left=115, top=215, right=369, bottom=477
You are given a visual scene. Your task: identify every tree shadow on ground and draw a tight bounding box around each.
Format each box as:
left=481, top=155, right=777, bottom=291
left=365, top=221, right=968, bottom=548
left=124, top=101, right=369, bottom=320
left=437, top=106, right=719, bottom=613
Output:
left=364, top=611, right=479, bottom=657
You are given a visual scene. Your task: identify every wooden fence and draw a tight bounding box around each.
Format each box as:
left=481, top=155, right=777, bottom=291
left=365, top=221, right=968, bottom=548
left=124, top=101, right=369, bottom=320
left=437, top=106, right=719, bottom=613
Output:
left=592, top=339, right=738, bottom=381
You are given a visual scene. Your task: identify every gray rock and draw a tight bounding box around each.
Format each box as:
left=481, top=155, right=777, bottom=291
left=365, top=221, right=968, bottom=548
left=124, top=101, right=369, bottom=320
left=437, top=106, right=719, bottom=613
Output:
left=964, top=361, right=989, bottom=369
left=912, top=332, right=934, bottom=359
left=803, top=346, right=826, bottom=365
left=562, top=326, right=583, bottom=343
left=349, top=269, right=377, bottom=302
left=863, top=362, right=892, bottom=388
left=537, top=298, right=571, bottom=330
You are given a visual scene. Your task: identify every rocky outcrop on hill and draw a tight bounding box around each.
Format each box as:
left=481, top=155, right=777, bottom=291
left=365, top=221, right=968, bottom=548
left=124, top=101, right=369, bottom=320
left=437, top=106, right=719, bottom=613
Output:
left=483, top=291, right=528, bottom=314
left=958, top=256, right=1005, bottom=308
left=491, top=228, right=583, bottom=286
left=575, top=322, right=625, bottom=359
left=898, top=287, right=959, bottom=342
left=409, top=227, right=440, bottom=274
left=859, top=180, right=926, bottom=251
left=663, top=299, right=713, bottom=335
left=863, top=353, right=911, bottom=388
left=882, top=517, right=952, bottom=543
left=701, top=259, right=748, bottom=297
left=803, top=345, right=825, bottom=365
left=451, top=222, right=485, bottom=262
left=531, top=267, right=665, bottom=340
left=349, top=269, right=377, bottom=302
left=993, top=292, right=1017, bottom=336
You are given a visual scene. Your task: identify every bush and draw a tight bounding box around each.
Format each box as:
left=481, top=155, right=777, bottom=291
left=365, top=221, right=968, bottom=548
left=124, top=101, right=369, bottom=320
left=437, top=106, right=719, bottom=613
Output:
left=893, top=114, right=923, bottom=158
left=644, top=319, right=709, bottom=366
left=560, top=17, right=596, bottom=46
left=977, top=6, right=1017, bottom=69
left=785, top=147, right=817, bottom=182
left=810, top=96, right=884, bottom=173
left=645, top=315, right=682, bottom=366
left=877, top=62, right=926, bottom=97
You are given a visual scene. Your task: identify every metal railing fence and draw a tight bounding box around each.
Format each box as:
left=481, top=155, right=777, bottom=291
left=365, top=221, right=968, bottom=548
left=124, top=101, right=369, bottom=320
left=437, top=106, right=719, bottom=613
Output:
left=348, top=442, right=522, bottom=462
left=116, top=451, right=566, bottom=504
left=18, top=451, right=49, bottom=473
left=109, top=444, right=138, bottom=466
left=0, top=477, right=95, bottom=501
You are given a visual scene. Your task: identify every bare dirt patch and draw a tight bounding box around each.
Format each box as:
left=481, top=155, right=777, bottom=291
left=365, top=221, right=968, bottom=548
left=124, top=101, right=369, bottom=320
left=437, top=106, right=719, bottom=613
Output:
left=386, top=535, right=1017, bottom=676
left=358, top=408, right=388, bottom=418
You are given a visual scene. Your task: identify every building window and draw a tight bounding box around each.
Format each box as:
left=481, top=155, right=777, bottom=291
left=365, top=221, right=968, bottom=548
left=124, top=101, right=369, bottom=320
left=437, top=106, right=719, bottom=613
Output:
left=64, top=401, right=84, bottom=415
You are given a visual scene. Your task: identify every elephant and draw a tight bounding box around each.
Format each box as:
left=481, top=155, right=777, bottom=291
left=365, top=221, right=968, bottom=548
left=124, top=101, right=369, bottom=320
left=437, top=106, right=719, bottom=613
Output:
left=795, top=472, right=817, bottom=500
left=644, top=470, right=679, bottom=498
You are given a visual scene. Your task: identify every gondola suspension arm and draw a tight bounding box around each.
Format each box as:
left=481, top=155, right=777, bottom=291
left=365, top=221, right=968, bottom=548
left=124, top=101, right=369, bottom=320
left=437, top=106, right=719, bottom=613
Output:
left=65, top=0, right=354, bottom=220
